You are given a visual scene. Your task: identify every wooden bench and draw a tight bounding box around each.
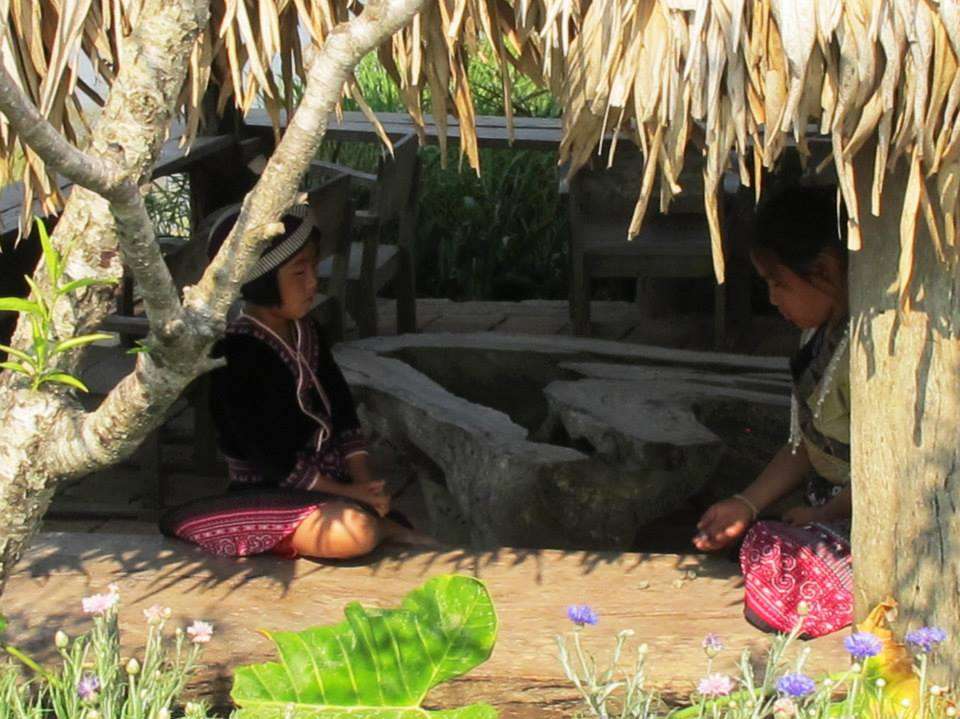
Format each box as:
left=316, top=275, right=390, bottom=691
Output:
left=566, top=144, right=729, bottom=345
left=313, top=134, right=420, bottom=337
left=5, top=533, right=847, bottom=717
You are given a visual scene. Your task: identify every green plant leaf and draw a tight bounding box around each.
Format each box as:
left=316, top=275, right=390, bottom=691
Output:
left=29, top=315, right=48, bottom=368
left=52, top=333, right=113, bottom=355
left=232, top=575, right=498, bottom=719
left=36, top=217, right=60, bottom=288
left=22, top=276, right=49, bottom=322
left=58, top=277, right=119, bottom=296
left=0, top=297, right=41, bottom=315
left=41, top=372, right=89, bottom=393
left=0, top=361, right=32, bottom=376
left=0, top=343, right=36, bottom=366
left=0, top=614, right=7, bottom=634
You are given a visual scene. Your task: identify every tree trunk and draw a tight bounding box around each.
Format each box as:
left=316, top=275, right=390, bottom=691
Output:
left=0, top=0, right=428, bottom=597
left=850, top=147, right=960, bottom=679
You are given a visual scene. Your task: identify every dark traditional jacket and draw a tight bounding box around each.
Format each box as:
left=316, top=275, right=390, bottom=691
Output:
left=209, top=312, right=367, bottom=490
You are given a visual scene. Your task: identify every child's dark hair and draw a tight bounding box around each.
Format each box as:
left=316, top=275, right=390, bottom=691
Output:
left=754, top=186, right=846, bottom=277
left=205, top=209, right=320, bottom=307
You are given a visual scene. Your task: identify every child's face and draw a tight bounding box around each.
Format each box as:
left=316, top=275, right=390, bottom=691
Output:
left=751, top=249, right=839, bottom=329
left=275, top=243, right=319, bottom=320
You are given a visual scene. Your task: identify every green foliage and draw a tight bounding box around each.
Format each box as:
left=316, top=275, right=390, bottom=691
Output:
left=0, top=218, right=116, bottom=392
left=231, top=574, right=498, bottom=719
left=314, top=51, right=566, bottom=302
left=559, top=617, right=953, bottom=719
left=145, top=173, right=192, bottom=240
left=0, top=586, right=212, bottom=719
left=0, top=666, right=46, bottom=719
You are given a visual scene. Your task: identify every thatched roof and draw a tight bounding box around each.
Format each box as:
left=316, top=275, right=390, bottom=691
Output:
left=2, top=0, right=959, bottom=287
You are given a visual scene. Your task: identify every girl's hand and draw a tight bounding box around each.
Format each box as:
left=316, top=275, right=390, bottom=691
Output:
left=782, top=505, right=821, bottom=526
left=349, top=480, right=390, bottom=517
left=693, top=499, right=755, bottom=552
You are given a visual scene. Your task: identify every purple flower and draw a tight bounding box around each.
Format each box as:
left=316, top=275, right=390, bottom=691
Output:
left=906, top=626, right=947, bottom=653
left=77, top=673, right=100, bottom=701
left=701, top=633, right=724, bottom=657
left=844, top=632, right=883, bottom=661
left=697, top=673, right=735, bottom=697
left=776, top=673, right=816, bottom=698
left=567, top=605, right=598, bottom=627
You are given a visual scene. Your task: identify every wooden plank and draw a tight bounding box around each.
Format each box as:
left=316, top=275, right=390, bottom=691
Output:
left=310, top=159, right=377, bottom=186
left=152, top=135, right=236, bottom=178
left=245, top=109, right=563, bottom=151
left=100, top=315, right=150, bottom=337
left=5, top=534, right=847, bottom=717
left=1, top=135, right=237, bottom=235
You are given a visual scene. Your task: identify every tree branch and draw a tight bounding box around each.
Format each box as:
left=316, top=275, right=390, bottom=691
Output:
left=0, top=66, right=184, bottom=337
left=45, top=0, right=428, bottom=479
left=189, top=0, right=428, bottom=321
left=0, top=67, right=123, bottom=197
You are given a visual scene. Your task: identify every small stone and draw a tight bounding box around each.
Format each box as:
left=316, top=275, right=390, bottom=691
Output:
left=671, top=579, right=685, bottom=589
left=637, top=580, right=650, bottom=590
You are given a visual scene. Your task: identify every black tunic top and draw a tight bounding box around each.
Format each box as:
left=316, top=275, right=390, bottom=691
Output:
left=209, top=312, right=367, bottom=489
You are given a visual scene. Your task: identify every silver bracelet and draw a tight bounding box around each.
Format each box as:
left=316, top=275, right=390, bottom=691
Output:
left=732, top=493, right=759, bottom=521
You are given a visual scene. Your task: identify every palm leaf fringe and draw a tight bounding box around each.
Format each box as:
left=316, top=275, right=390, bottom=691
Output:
left=1, top=0, right=958, bottom=291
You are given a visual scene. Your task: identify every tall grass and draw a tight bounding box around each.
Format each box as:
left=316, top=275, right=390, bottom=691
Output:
left=318, top=50, right=567, bottom=301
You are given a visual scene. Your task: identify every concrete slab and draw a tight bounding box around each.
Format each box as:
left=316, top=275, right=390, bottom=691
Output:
left=492, top=314, right=569, bottom=335
left=421, top=314, right=506, bottom=333
left=4, top=533, right=848, bottom=717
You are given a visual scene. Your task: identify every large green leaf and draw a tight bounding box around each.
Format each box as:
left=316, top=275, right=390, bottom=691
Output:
left=232, top=575, right=498, bottom=719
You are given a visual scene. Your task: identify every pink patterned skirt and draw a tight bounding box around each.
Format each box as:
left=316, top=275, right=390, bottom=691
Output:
left=740, top=520, right=852, bottom=638
left=159, top=489, right=342, bottom=558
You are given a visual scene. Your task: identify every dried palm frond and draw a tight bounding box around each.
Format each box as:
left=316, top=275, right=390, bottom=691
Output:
left=1, top=0, right=959, bottom=294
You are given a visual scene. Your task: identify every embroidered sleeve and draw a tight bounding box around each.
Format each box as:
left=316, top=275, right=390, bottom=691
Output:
left=336, top=427, right=368, bottom=459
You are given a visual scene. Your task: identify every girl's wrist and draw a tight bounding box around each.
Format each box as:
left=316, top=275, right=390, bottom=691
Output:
left=731, top=493, right=759, bottom=521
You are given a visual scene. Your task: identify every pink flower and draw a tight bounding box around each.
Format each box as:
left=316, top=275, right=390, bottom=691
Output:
left=81, top=586, right=119, bottom=615
left=697, top=673, right=735, bottom=697
left=142, top=605, right=169, bottom=624
left=186, top=620, right=213, bottom=643
left=773, top=697, right=798, bottom=718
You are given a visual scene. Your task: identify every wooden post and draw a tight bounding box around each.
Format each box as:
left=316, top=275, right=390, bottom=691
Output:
left=850, top=147, right=960, bottom=678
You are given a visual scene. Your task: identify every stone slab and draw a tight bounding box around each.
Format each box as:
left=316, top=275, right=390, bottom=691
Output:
left=493, top=315, right=567, bottom=335
left=344, top=333, right=790, bottom=374
left=492, top=315, right=569, bottom=335
left=4, top=534, right=848, bottom=717
left=421, top=315, right=506, bottom=333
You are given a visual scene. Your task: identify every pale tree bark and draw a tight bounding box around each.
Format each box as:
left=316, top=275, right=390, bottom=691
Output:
left=0, top=0, right=428, bottom=594
left=850, top=146, right=960, bottom=680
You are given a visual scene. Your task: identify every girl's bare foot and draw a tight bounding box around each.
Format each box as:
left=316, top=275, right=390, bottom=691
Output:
left=381, top=519, right=447, bottom=549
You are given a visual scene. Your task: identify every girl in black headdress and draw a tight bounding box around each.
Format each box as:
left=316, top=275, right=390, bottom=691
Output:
left=160, top=204, right=432, bottom=559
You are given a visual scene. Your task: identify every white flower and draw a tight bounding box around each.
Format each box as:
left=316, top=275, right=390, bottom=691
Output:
left=697, top=673, right=735, bottom=697
left=186, top=620, right=214, bottom=644
left=773, top=697, right=798, bottom=718
left=142, top=604, right=169, bottom=625
left=81, top=586, right=119, bottom=615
